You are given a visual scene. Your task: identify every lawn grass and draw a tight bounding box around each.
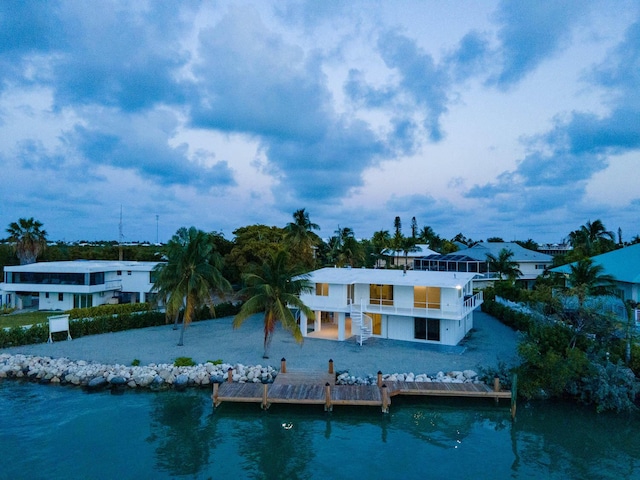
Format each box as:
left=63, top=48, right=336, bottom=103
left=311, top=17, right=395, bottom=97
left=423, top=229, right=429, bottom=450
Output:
left=0, top=311, right=59, bottom=329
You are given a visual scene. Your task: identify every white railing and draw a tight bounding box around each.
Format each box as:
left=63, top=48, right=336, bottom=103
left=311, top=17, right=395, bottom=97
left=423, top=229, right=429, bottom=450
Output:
left=362, top=291, right=483, bottom=319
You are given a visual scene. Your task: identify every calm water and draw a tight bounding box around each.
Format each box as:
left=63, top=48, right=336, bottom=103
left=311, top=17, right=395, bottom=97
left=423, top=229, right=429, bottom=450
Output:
left=0, top=382, right=639, bottom=480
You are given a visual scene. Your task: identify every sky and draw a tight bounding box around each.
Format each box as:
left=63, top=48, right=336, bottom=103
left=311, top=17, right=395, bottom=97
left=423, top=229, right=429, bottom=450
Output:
left=1, top=1, right=639, bottom=244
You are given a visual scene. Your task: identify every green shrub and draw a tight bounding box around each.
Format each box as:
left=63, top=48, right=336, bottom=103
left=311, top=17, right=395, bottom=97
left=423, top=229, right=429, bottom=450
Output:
left=174, top=357, right=196, bottom=367
left=131, top=359, right=141, bottom=366
left=206, top=359, right=223, bottom=365
left=67, top=302, right=152, bottom=320
left=576, top=361, right=639, bottom=413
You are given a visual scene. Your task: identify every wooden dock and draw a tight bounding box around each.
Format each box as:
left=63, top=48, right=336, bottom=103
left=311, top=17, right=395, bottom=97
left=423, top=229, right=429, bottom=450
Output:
left=212, top=359, right=516, bottom=416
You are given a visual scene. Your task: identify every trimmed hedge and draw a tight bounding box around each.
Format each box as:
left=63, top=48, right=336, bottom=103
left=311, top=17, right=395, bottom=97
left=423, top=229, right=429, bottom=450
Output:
left=67, top=302, right=152, bottom=320
left=0, top=301, right=243, bottom=349
left=481, top=299, right=534, bottom=332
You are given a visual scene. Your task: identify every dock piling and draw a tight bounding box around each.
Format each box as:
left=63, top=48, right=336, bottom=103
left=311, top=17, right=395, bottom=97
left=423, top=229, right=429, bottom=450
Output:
left=281, top=358, right=287, bottom=374
left=325, top=382, right=332, bottom=411
left=328, top=359, right=334, bottom=374
left=227, top=368, right=233, bottom=383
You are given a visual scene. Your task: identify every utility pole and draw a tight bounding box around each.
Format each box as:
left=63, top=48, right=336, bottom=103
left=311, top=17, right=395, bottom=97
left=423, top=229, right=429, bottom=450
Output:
left=119, top=205, right=124, bottom=261
left=156, top=214, right=159, bottom=244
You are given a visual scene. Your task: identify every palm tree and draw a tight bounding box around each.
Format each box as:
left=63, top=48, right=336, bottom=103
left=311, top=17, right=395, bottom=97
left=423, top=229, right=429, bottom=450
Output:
left=400, top=236, right=419, bottom=272
left=371, top=229, right=391, bottom=267
left=6, top=217, right=47, bottom=264
left=233, top=250, right=315, bottom=358
left=486, top=248, right=522, bottom=283
left=153, top=227, right=231, bottom=346
left=284, top=208, right=320, bottom=268
left=568, top=219, right=615, bottom=255
left=566, top=258, right=616, bottom=306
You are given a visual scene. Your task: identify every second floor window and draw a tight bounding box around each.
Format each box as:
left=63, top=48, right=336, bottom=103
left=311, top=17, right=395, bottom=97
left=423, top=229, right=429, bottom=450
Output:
left=316, top=283, right=329, bottom=296
left=370, top=284, right=393, bottom=306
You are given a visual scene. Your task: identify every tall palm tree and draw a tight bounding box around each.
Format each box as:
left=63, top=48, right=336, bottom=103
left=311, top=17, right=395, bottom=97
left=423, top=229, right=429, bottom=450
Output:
left=284, top=208, right=320, bottom=268
left=566, top=258, right=616, bottom=306
left=6, top=217, right=47, bottom=264
left=153, top=227, right=231, bottom=346
left=233, top=250, right=315, bottom=358
left=568, top=219, right=615, bottom=255
left=486, top=248, right=523, bottom=283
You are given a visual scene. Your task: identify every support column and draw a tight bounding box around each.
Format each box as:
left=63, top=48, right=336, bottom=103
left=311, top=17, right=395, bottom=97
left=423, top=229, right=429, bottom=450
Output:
left=140, top=291, right=146, bottom=303
left=314, top=310, right=322, bottom=332
left=300, top=312, right=308, bottom=337
left=337, top=312, right=346, bottom=341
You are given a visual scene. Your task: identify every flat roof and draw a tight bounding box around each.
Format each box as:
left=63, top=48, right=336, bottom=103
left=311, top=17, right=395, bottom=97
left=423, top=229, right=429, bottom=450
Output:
left=304, top=267, right=475, bottom=288
left=5, top=260, right=163, bottom=273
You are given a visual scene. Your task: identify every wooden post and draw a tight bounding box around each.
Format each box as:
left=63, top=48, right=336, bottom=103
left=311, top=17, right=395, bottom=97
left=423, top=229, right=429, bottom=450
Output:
left=227, top=367, right=233, bottom=383
left=262, top=383, right=269, bottom=410
left=510, top=374, right=518, bottom=420
left=281, top=358, right=287, bottom=374
left=377, top=371, right=383, bottom=387
left=324, top=382, right=332, bottom=411
left=212, top=382, right=219, bottom=408
left=328, top=359, right=334, bottom=374
left=381, top=384, right=389, bottom=413
left=493, top=376, right=500, bottom=404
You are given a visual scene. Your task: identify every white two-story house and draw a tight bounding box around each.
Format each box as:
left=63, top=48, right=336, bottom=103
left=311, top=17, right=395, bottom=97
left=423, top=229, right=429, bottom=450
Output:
left=298, top=267, right=482, bottom=346
left=1, top=260, right=162, bottom=311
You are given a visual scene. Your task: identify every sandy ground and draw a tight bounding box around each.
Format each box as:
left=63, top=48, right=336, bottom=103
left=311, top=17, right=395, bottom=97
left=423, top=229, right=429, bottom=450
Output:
left=3, top=311, right=520, bottom=378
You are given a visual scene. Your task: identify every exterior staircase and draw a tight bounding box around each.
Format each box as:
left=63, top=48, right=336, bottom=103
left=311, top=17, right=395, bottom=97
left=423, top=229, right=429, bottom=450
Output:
left=350, top=301, right=373, bottom=346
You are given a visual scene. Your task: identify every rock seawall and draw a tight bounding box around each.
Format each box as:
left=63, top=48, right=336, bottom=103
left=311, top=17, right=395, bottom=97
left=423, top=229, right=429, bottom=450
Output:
left=0, top=353, right=482, bottom=390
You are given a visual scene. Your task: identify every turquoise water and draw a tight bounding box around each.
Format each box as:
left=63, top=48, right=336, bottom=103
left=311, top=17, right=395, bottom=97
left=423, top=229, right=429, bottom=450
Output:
left=1, top=382, right=639, bottom=480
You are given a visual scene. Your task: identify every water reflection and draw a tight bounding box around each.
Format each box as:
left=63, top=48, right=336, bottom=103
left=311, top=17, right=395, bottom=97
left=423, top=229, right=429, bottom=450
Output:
left=147, top=391, right=218, bottom=476
left=231, top=407, right=315, bottom=480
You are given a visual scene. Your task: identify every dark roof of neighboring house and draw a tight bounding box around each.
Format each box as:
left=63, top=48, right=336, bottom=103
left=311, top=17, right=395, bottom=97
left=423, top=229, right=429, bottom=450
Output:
left=458, top=242, right=553, bottom=263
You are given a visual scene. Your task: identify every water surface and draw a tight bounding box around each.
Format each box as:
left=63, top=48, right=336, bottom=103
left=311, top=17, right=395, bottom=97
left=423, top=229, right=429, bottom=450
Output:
left=0, top=382, right=638, bottom=479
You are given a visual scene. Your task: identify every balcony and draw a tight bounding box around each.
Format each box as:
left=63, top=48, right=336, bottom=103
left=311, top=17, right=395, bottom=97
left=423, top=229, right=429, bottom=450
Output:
left=303, top=291, right=483, bottom=321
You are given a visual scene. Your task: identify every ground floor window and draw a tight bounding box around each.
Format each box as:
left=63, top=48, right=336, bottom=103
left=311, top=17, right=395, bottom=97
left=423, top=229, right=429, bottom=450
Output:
left=414, top=317, right=440, bottom=341
left=73, top=294, right=92, bottom=309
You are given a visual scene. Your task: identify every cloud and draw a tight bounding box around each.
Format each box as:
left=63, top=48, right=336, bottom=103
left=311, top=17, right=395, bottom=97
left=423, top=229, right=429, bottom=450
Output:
left=190, top=7, right=331, bottom=142
left=445, top=31, right=491, bottom=82
left=0, top=1, right=194, bottom=110
left=489, top=0, right=588, bottom=88
left=468, top=11, right=640, bottom=218
left=376, top=30, right=449, bottom=142
left=67, top=109, right=236, bottom=192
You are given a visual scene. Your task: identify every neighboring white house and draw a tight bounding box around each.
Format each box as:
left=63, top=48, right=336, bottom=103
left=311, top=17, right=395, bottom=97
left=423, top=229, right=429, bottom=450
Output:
left=298, top=267, right=482, bottom=346
left=379, top=243, right=439, bottom=269
left=0, top=260, right=163, bottom=311
left=415, top=242, right=553, bottom=288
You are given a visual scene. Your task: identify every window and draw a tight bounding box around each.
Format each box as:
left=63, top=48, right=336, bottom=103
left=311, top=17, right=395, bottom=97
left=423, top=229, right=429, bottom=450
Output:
left=127, top=271, right=132, bottom=276
left=73, top=294, right=93, bottom=309
left=413, top=286, right=440, bottom=309
left=117, top=271, right=122, bottom=276
left=414, top=318, right=440, bottom=341
left=58, top=293, right=64, bottom=302
left=316, top=283, right=329, bottom=296
left=535, top=264, right=546, bottom=270
left=90, top=272, right=105, bottom=285
left=370, top=284, right=393, bottom=306
left=45, top=292, right=50, bottom=299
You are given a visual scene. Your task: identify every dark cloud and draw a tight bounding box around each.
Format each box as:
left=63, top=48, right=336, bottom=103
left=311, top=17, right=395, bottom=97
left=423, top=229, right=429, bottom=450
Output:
left=190, top=7, right=330, bottom=142
left=489, top=0, right=588, bottom=88
left=377, top=30, right=449, bottom=142
left=0, top=1, right=194, bottom=110
left=67, top=115, right=235, bottom=192
left=445, top=31, right=491, bottom=82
